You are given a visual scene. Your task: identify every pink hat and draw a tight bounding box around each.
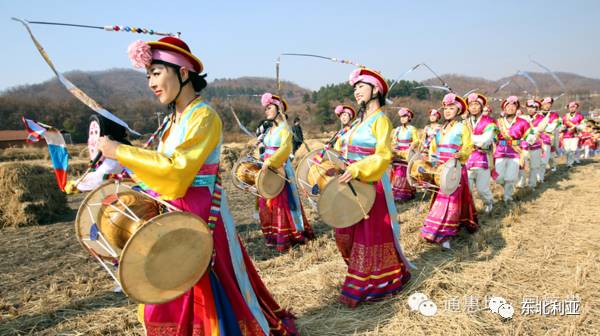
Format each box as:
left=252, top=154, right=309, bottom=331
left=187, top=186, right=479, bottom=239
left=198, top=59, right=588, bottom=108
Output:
left=442, top=93, right=467, bottom=113
left=430, top=108, right=441, bottom=119
left=526, top=99, right=542, bottom=108
left=398, top=107, right=414, bottom=120
left=501, top=96, right=520, bottom=110
left=541, top=97, right=554, bottom=105
left=348, top=68, right=389, bottom=96
left=261, top=92, right=288, bottom=112
left=334, top=104, right=356, bottom=120
left=466, top=93, right=487, bottom=107
left=127, top=37, right=203, bottom=73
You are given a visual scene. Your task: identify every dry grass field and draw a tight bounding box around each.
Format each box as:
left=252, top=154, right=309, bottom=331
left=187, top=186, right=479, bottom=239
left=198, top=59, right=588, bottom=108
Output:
left=0, top=144, right=598, bottom=335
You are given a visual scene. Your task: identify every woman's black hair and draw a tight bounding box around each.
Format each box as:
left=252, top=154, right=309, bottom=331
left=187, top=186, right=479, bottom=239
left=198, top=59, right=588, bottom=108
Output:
left=188, top=71, right=208, bottom=92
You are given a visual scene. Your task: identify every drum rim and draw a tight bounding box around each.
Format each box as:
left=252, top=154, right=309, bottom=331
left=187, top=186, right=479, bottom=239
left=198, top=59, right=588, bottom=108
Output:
left=295, top=148, right=346, bottom=199
left=74, top=179, right=136, bottom=260
left=231, top=156, right=261, bottom=196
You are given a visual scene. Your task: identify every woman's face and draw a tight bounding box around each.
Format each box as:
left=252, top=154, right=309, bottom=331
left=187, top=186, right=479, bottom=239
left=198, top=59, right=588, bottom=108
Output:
left=569, top=105, right=577, bottom=113
left=504, top=103, right=517, bottom=116
left=400, top=115, right=410, bottom=124
left=541, top=102, right=552, bottom=111
left=429, top=114, right=439, bottom=123
left=527, top=107, right=537, bottom=115
left=340, top=112, right=351, bottom=125
left=444, top=105, right=459, bottom=120
left=264, top=104, right=278, bottom=120
left=147, top=64, right=181, bottom=105
left=353, top=82, right=376, bottom=105
left=468, top=101, right=482, bottom=115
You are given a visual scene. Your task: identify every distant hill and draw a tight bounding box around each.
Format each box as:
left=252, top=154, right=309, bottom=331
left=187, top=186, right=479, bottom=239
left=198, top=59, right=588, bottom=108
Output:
left=423, top=72, right=600, bottom=97
left=1, top=68, right=599, bottom=142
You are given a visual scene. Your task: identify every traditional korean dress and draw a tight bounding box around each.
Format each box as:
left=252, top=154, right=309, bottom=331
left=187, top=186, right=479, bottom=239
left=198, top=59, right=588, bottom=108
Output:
left=390, top=124, right=419, bottom=201
left=333, top=110, right=412, bottom=307
left=421, top=119, right=479, bottom=243
left=258, top=122, right=314, bottom=251
left=117, top=97, right=298, bottom=335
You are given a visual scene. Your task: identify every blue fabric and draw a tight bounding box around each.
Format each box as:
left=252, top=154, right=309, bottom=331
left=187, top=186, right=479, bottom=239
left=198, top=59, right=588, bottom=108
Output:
left=209, top=271, right=243, bottom=336
left=381, top=171, right=416, bottom=270
left=343, top=111, right=382, bottom=162
left=48, top=144, right=69, bottom=170
left=284, top=160, right=305, bottom=232
left=220, top=188, right=270, bottom=335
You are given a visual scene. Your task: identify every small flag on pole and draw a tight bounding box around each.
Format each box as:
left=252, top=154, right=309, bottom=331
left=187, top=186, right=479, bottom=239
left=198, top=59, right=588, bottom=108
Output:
left=22, top=117, right=69, bottom=191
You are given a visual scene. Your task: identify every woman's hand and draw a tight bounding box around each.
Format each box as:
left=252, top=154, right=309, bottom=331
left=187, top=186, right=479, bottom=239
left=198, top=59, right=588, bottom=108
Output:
left=338, top=170, right=354, bottom=183
left=261, top=162, right=270, bottom=172
left=452, top=152, right=462, bottom=159
left=98, top=136, right=120, bottom=160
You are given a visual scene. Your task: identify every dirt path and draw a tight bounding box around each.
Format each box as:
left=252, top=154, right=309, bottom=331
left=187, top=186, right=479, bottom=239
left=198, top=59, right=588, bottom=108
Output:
left=0, top=159, right=598, bottom=335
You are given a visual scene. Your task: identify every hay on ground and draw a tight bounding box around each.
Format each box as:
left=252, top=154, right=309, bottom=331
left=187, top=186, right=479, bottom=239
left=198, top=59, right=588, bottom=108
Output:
left=0, top=162, right=67, bottom=228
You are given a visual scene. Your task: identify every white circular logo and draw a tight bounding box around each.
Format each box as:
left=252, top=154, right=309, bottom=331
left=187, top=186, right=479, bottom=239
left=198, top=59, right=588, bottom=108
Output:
left=488, top=296, right=507, bottom=313
left=418, top=300, right=438, bottom=317
left=408, top=292, right=429, bottom=311
left=498, top=303, right=515, bottom=319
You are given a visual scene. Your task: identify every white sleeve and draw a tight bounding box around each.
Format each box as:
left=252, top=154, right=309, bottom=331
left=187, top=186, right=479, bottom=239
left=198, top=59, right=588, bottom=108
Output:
left=472, top=129, right=495, bottom=149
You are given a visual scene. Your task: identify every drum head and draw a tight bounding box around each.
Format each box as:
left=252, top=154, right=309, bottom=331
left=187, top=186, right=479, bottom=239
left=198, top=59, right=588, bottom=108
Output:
left=295, top=148, right=346, bottom=197
left=317, top=177, right=376, bottom=228
left=256, top=167, right=285, bottom=199
left=75, top=180, right=136, bottom=259
left=119, top=212, right=213, bottom=304
left=439, top=158, right=461, bottom=195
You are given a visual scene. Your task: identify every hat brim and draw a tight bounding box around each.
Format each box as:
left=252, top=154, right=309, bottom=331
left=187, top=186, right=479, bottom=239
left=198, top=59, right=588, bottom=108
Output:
left=147, top=41, right=203, bottom=73
left=360, top=68, right=389, bottom=95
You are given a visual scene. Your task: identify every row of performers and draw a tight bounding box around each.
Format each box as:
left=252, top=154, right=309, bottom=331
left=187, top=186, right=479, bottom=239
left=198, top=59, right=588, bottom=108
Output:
left=94, top=36, right=594, bottom=335
left=387, top=95, right=599, bottom=208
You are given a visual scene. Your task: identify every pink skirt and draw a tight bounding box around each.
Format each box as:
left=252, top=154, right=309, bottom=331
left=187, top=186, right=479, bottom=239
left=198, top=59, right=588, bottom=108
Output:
left=258, top=185, right=314, bottom=251
left=334, top=180, right=411, bottom=308
left=421, top=167, right=479, bottom=243
left=142, top=186, right=298, bottom=335
left=390, top=162, right=415, bottom=201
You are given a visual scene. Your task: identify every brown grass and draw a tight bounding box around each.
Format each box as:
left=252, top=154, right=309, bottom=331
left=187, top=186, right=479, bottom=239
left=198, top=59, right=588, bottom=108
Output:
left=0, top=149, right=598, bottom=335
left=0, top=163, right=68, bottom=228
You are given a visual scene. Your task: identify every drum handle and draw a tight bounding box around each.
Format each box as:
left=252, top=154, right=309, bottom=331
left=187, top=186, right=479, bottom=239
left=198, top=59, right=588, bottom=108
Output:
left=347, top=181, right=370, bottom=220
left=89, top=248, right=121, bottom=286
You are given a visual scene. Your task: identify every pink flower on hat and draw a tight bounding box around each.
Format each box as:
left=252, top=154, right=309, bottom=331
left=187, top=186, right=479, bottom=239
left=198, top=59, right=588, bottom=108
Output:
left=507, top=96, right=519, bottom=104
left=467, top=93, right=479, bottom=103
left=348, top=68, right=362, bottom=86
left=398, top=107, right=410, bottom=117
left=127, top=40, right=152, bottom=68
left=261, top=92, right=274, bottom=107
left=443, top=93, right=457, bottom=106
left=568, top=101, right=579, bottom=109
left=542, top=97, right=553, bottom=105
left=334, top=105, right=344, bottom=116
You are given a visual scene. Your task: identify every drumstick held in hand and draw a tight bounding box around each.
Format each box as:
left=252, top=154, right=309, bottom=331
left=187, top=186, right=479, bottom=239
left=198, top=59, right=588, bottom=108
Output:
left=347, top=181, right=370, bottom=220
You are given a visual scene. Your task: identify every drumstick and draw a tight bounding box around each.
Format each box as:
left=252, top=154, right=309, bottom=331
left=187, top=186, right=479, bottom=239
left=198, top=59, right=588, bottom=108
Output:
left=347, top=181, right=370, bottom=220
left=267, top=166, right=293, bottom=183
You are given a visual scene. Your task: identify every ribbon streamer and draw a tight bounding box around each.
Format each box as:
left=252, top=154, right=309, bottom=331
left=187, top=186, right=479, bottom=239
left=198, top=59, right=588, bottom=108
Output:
left=529, top=57, right=567, bottom=100
left=13, top=17, right=140, bottom=136
left=516, top=70, right=539, bottom=94
left=21, top=18, right=177, bottom=36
